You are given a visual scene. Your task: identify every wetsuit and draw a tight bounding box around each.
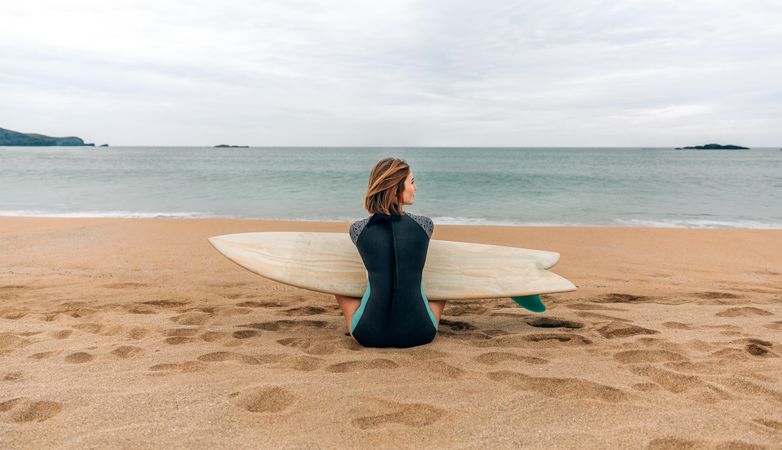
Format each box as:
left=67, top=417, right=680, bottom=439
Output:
left=348, top=212, right=438, bottom=348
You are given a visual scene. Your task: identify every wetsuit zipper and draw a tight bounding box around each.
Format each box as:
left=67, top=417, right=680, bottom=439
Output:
left=390, top=220, right=399, bottom=289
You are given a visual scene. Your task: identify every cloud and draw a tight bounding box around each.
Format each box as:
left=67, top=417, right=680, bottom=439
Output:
left=0, top=0, right=780, bottom=145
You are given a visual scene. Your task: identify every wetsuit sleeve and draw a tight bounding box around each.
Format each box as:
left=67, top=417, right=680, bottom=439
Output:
left=409, top=213, right=433, bottom=239
left=349, top=217, right=370, bottom=246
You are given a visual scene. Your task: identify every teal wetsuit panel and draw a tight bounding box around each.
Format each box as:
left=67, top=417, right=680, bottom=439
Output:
left=421, top=283, right=438, bottom=330
left=350, top=280, right=371, bottom=332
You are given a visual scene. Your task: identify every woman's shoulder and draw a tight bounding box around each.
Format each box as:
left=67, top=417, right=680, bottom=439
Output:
left=349, top=216, right=371, bottom=245
left=405, top=212, right=434, bottom=238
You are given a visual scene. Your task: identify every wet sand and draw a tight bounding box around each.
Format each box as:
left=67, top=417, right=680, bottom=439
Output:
left=1, top=216, right=780, bottom=448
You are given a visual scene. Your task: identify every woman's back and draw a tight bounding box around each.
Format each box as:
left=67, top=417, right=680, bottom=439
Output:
left=349, top=212, right=437, bottom=348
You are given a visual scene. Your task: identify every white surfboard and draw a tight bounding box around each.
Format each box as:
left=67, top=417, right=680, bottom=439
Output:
left=209, top=232, right=576, bottom=301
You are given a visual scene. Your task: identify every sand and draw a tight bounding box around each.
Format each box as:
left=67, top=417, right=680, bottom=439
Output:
left=0, top=216, right=780, bottom=449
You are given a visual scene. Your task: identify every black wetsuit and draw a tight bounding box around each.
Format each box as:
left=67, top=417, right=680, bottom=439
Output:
left=348, top=212, right=438, bottom=348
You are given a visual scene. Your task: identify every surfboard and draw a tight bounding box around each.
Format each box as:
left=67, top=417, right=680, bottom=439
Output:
left=209, top=232, right=576, bottom=302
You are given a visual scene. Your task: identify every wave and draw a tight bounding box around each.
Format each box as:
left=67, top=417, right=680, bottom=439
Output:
left=612, top=218, right=782, bottom=229
left=1, top=210, right=780, bottom=229
left=0, top=210, right=217, bottom=219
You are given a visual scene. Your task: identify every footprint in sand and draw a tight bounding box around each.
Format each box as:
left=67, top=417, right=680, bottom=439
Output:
left=1, top=310, right=27, bottom=320
left=276, top=337, right=354, bottom=355
left=72, top=323, right=124, bottom=337
left=645, top=437, right=761, bottom=450
left=597, top=321, right=659, bottom=339
left=471, top=333, right=593, bottom=348
left=197, top=351, right=282, bottom=365
left=170, top=312, right=211, bottom=326
left=111, top=345, right=143, bottom=358
left=417, top=360, right=466, bottom=379
left=716, top=307, right=773, bottom=317
left=232, top=330, right=261, bottom=339
left=444, top=303, right=488, bottom=316
left=752, top=418, right=782, bottom=432
left=719, top=377, right=782, bottom=403
left=709, top=348, right=753, bottom=361
left=29, top=351, right=58, bottom=360
left=232, top=386, right=295, bottom=413
left=594, top=293, right=653, bottom=303
left=165, top=337, right=194, bottom=345
left=727, top=338, right=776, bottom=357
left=662, top=322, right=692, bottom=330
left=439, top=319, right=476, bottom=331
left=147, top=361, right=206, bottom=373
left=65, top=352, right=95, bottom=363
left=0, top=397, right=63, bottom=423
left=235, top=300, right=287, bottom=308
left=632, top=382, right=662, bottom=392
left=575, top=311, right=632, bottom=323
left=692, top=291, right=741, bottom=300
left=3, top=371, right=24, bottom=381
left=278, top=306, right=328, bottom=316
left=199, top=331, right=226, bottom=342
left=216, top=307, right=253, bottom=317
left=71, top=323, right=102, bottom=334
left=165, top=328, right=200, bottom=337
left=0, top=333, right=31, bottom=351
left=122, top=304, right=159, bottom=315
left=237, top=320, right=329, bottom=332
left=325, top=359, right=398, bottom=373
left=629, top=366, right=722, bottom=397
left=351, top=400, right=445, bottom=430
left=50, top=329, right=73, bottom=339
left=565, top=303, right=628, bottom=312
left=127, top=327, right=148, bottom=340
left=487, top=370, right=628, bottom=402
left=145, top=299, right=189, bottom=308
left=274, top=356, right=325, bottom=372
left=523, top=333, right=592, bottom=345
left=404, top=348, right=449, bottom=361
left=474, top=352, right=548, bottom=365
left=222, top=293, right=253, bottom=300
left=613, top=350, right=687, bottom=364
left=526, top=317, right=584, bottom=329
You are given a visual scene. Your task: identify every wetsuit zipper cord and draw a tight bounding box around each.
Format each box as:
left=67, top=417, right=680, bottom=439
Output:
left=390, top=220, right=399, bottom=289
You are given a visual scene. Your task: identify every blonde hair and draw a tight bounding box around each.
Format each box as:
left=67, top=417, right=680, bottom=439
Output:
left=364, top=157, right=410, bottom=216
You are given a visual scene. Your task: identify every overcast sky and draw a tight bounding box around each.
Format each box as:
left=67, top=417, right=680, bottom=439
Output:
left=1, top=0, right=780, bottom=146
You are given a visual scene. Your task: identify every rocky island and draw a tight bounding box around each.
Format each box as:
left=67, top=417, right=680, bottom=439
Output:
left=0, top=127, right=94, bottom=146
left=214, top=144, right=249, bottom=148
left=675, top=143, right=749, bottom=150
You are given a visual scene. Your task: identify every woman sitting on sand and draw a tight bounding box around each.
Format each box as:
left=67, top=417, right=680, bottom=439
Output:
left=335, top=157, right=445, bottom=348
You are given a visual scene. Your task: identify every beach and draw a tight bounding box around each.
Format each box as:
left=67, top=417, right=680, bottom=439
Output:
left=1, top=216, right=780, bottom=448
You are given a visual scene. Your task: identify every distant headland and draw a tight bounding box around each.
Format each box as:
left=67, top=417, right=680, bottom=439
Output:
left=0, top=127, right=94, bottom=146
left=675, top=143, right=749, bottom=150
left=214, top=144, right=249, bottom=148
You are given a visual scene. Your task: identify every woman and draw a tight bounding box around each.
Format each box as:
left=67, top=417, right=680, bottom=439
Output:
left=335, top=157, right=446, bottom=348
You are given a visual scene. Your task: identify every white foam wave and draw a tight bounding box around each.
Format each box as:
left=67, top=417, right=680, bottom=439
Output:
left=0, top=210, right=217, bottom=219
left=612, top=218, right=782, bottom=229
left=1, top=210, right=779, bottom=229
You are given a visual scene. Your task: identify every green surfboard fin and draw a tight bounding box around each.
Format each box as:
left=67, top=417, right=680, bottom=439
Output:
left=511, top=295, right=546, bottom=313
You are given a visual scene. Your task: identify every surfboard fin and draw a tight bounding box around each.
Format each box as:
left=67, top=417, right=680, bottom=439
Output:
left=511, top=295, right=546, bottom=313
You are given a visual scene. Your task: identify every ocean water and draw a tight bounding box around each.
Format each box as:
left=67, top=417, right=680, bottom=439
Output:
left=1, top=146, right=780, bottom=228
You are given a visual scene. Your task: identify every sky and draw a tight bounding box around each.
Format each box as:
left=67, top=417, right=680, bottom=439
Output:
left=1, top=0, right=781, bottom=147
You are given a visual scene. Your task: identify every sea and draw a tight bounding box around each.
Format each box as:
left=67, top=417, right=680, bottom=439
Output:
left=1, top=146, right=780, bottom=228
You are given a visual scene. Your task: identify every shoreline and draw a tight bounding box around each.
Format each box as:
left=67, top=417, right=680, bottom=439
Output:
left=1, top=213, right=781, bottom=230
left=1, top=216, right=780, bottom=448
